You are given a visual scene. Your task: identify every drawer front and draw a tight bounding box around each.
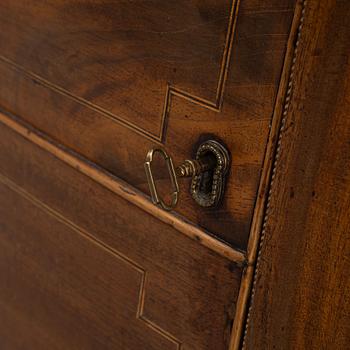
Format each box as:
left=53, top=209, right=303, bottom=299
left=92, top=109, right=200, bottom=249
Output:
left=0, top=120, right=243, bottom=350
left=0, top=0, right=296, bottom=248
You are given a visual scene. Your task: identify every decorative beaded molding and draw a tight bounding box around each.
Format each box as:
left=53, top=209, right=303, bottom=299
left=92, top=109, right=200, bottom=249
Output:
left=241, top=1, right=307, bottom=348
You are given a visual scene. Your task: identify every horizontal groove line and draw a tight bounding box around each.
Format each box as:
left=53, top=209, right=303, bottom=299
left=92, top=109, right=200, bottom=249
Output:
left=170, top=87, right=220, bottom=110
left=0, top=110, right=246, bottom=265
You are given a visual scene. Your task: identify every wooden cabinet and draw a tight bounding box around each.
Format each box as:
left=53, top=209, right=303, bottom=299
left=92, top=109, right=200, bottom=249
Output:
left=0, top=0, right=349, bottom=349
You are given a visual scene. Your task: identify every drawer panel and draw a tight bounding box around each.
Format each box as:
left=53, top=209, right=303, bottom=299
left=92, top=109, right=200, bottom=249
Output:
left=0, top=119, right=243, bottom=350
left=0, top=0, right=296, bottom=248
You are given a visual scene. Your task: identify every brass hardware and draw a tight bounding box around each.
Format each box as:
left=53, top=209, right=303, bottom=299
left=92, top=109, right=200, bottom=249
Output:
left=144, top=148, right=180, bottom=211
left=190, top=140, right=230, bottom=207
left=176, top=157, right=216, bottom=178
left=144, top=140, right=230, bottom=210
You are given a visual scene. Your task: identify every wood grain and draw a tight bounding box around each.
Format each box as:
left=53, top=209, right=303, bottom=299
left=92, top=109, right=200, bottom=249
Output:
left=0, top=120, right=243, bottom=350
left=229, top=2, right=307, bottom=348
left=0, top=180, right=179, bottom=350
left=243, top=0, right=350, bottom=348
left=0, top=0, right=297, bottom=248
left=0, top=110, right=246, bottom=265
left=4, top=1, right=346, bottom=349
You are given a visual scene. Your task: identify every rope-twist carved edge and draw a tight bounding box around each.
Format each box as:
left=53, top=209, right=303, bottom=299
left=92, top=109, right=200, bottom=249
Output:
left=241, top=1, right=307, bottom=348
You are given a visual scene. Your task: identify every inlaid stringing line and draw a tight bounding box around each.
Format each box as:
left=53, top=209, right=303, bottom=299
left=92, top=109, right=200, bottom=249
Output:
left=0, top=0, right=239, bottom=144
left=0, top=173, right=181, bottom=348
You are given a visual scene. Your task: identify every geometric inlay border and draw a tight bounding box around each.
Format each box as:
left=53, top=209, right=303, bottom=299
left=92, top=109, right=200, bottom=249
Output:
left=0, top=173, right=182, bottom=349
left=0, top=0, right=239, bottom=144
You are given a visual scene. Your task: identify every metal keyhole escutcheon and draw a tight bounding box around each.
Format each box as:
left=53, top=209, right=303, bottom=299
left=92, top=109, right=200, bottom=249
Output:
left=144, top=140, right=230, bottom=211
